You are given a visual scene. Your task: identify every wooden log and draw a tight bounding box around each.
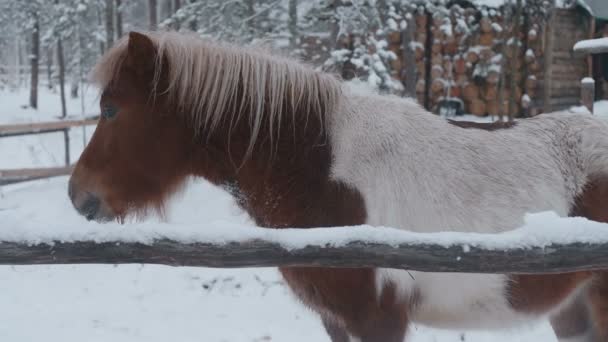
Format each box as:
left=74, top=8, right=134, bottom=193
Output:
left=466, top=50, right=479, bottom=64
left=431, top=65, right=444, bottom=79
left=432, top=41, right=442, bottom=54
left=486, top=100, right=499, bottom=116
left=431, top=78, right=445, bottom=93
left=525, top=76, right=538, bottom=92
left=388, top=31, right=401, bottom=44
left=449, top=85, right=462, bottom=98
left=454, top=55, right=467, bottom=74
left=431, top=53, right=443, bottom=66
left=2, top=235, right=608, bottom=274
left=416, top=14, right=428, bottom=30
left=480, top=17, right=492, bottom=33
left=456, top=74, right=468, bottom=86
left=480, top=48, right=495, bottom=62
left=463, top=83, right=480, bottom=100
left=483, top=86, right=498, bottom=101
left=468, top=99, right=487, bottom=116
left=487, top=69, right=500, bottom=84
left=416, top=79, right=426, bottom=93
left=479, top=33, right=494, bottom=46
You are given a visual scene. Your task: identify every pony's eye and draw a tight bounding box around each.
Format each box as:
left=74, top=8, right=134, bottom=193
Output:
left=102, top=105, right=118, bottom=119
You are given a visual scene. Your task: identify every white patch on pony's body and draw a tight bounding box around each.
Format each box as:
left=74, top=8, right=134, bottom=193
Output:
left=378, top=269, right=526, bottom=329
left=330, top=93, right=608, bottom=329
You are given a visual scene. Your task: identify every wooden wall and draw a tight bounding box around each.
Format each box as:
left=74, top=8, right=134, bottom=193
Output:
left=546, top=8, right=591, bottom=111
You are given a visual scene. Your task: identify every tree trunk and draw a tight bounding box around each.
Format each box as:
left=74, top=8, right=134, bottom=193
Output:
left=29, top=12, right=40, bottom=109
left=97, top=3, right=106, bottom=53
left=508, top=0, right=523, bottom=120
left=376, top=0, right=387, bottom=27
left=57, top=38, right=67, bottom=118
left=115, top=0, right=123, bottom=38
left=288, top=0, right=297, bottom=48
left=160, top=0, right=172, bottom=22
left=105, top=0, right=115, bottom=49
left=46, top=47, right=53, bottom=90
left=246, top=0, right=256, bottom=36
left=148, top=0, right=158, bottom=30
left=172, top=0, right=181, bottom=30
left=402, top=14, right=417, bottom=97
left=543, top=0, right=556, bottom=114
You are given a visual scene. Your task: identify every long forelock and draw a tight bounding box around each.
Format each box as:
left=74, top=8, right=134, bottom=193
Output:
left=90, top=31, right=343, bottom=152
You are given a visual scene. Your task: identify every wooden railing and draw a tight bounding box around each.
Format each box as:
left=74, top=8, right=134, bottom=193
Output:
left=0, top=117, right=98, bottom=185
left=573, top=37, right=608, bottom=114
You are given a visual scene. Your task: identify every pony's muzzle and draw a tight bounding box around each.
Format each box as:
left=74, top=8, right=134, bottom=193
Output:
left=68, top=178, right=114, bottom=222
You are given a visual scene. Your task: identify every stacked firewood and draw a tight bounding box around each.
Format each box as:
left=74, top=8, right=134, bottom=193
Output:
left=467, top=9, right=505, bottom=116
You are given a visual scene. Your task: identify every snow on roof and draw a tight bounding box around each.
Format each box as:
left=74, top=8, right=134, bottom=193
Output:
left=573, top=37, right=608, bottom=54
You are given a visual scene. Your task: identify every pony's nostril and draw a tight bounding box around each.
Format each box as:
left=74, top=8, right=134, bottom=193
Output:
left=81, top=194, right=101, bottom=221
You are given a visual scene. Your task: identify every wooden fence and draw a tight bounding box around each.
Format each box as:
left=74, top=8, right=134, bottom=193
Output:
left=1, top=228, right=607, bottom=274
left=0, top=117, right=98, bottom=185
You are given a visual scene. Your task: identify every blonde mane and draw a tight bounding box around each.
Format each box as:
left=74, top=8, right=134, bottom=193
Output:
left=90, top=31, right=343, bottom=152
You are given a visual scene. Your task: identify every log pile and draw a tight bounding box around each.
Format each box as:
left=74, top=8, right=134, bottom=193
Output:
left=384, top=3, right=549, bottom=117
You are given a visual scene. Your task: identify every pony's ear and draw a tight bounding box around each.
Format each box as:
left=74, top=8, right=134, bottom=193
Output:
left=125, top=32, right=157, bottom=77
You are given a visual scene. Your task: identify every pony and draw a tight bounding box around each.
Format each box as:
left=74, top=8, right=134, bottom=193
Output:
left=69, top=31, right=608, bottom=342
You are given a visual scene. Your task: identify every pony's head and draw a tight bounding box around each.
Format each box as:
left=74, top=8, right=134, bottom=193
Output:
left=69, top=31, right=342, bottom=222
left=69, top=32, right=198, bottom=221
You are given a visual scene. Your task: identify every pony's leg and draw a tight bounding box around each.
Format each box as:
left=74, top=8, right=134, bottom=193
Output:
left=322, top=319, right=350, bottom=342
left=587, top=272, right=608, bottom=341
left=281, top=268, right=408, bottom=342
left=550, top=293, right=596, bottom=342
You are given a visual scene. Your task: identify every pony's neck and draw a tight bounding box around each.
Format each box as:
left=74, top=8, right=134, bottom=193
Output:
left=191, top=113, right=366, bottom=229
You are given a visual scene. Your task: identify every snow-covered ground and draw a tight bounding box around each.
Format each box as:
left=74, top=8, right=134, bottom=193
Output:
left=3, top=88, right=608, bottom=341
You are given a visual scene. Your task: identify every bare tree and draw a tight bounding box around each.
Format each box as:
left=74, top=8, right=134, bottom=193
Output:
left=45, top=47, right=53, bottom=90
left=29, top=11, right=40, bottom=109
left=105, top=0, right=115, bottom=48
left=115, top=0, right=123, bottom=38
left=508, top=0, right=523, bottom=121
left=172, top=0, right=181, bottom=30
left=288, top=0, right=297, bottom=48
left=148, top=0, right=158, bottom=30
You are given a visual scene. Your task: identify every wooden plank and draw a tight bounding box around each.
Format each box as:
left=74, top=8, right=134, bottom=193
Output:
left=0, top=166, right=73, bottom=185
left=0, top=117, right=98, bottom=138
left=1, top=238, right=608, bottom=274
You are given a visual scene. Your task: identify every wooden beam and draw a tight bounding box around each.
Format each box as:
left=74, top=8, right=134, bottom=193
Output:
left=1, top=238, right=608, bottom=274
left=0, top=117, right=98, bottom=138
left=0, top=166, right=73, bottom=185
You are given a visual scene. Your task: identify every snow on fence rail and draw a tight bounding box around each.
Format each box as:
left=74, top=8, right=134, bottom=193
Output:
left=2, top=212, right=608, bottom=274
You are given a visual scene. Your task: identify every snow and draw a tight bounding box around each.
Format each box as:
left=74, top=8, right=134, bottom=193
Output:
left=6, top=88, right=608, bottom=341
left=491, top=22, right=503, bottom=33
left=582, top=77, right=595, bottom=84
left=573, top=37, right=608, bottom=53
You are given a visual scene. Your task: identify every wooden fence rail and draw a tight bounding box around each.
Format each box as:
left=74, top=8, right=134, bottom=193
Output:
left=0, top=117, right=98, bottom=138
left=0, top=117, right=97, bottom=185
left=0, top=166, right=74, bottom=186
left=1, top=235, right=607, bottom=274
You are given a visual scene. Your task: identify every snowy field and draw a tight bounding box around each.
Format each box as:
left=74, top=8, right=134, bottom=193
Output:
left=2, top=88, right=607, bottom=341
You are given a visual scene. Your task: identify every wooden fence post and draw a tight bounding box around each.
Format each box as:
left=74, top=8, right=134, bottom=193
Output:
left=581, top=77, right=595, bottom=114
